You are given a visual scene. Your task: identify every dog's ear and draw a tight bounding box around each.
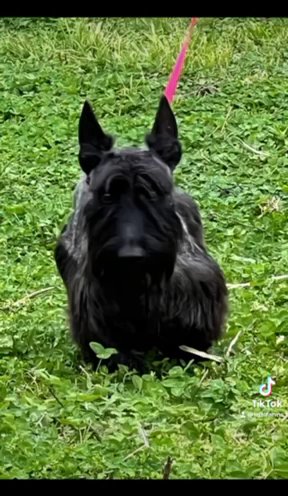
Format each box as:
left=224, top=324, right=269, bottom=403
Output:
left=78, top=100, right=114, bottom=174
left=145, top=95, right=182, bottom=171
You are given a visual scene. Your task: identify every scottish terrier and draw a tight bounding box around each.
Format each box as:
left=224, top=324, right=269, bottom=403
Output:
left=55, top=95, right=228, bottom=373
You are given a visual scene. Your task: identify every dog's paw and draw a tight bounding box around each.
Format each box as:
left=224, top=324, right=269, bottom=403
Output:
left=106, top=351, right=147, bottom=374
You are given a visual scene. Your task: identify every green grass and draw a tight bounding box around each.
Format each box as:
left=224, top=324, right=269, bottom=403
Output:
left=0, top=17, right=288, bottom=479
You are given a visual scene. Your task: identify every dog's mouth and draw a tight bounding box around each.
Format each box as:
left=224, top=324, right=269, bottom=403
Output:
left=95, top=252, right=162, bottom=282
left=116, top=255, right=146, bottom=270
left=103, top=255, right=149, bottom=279
left=93, top=246, right=175, bottom=287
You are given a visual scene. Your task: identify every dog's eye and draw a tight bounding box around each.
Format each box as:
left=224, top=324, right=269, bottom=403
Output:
left=102, top=193, right=112, bottom=204
left=148, top=191, right=157, bottom=202
left=137, top=187, right=157, bottom=202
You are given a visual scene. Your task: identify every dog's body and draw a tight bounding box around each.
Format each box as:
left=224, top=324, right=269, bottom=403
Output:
left=55, top=96, right=228, bottom=372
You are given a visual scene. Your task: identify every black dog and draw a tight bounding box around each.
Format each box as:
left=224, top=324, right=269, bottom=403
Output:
left=55, top=95, right=228, bottom=372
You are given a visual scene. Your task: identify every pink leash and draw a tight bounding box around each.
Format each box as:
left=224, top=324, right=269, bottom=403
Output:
left=164, top=18, right=199, bottom=104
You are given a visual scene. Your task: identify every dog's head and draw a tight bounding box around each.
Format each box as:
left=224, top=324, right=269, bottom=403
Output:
left=78, top=96, right=183, bottom=284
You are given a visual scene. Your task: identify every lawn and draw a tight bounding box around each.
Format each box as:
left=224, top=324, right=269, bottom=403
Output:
left=0, top=17, right=288, bottom=479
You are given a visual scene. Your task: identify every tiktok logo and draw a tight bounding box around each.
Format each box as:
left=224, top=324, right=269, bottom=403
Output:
left=259, top=376, right=275, bottom=397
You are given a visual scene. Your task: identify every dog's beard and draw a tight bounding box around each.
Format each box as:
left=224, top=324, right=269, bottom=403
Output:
left=89, top=249, right=174, bottom=315
left=93, top=252, right=175, bottom=288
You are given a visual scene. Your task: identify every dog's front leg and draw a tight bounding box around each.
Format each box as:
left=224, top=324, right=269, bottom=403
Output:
left=76, top=330, right=147, bottom=374
left=105, top=350, right=147, bottom=373
left=162, top=254, right=228, bottom=356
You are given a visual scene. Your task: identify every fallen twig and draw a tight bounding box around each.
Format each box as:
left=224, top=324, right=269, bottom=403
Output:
left=123, top=445, right=146, bottom=461
left=12, top=286, right=54, bottom=305
left=220, top=106, right=233, bottom=134
left=47, top=385, right=64, bottom=408
left=199, top=368, right=209, bottom=386
left=240, top=139, right=269, bottom=157
left=138, top=424, right=149, bottom=447
left=227, top=274, right=288, bottom=290
left=227, top=282, right=251, bottom=289
left=179, top=345, right=224, bottom=363
left=225, top=331, right=242, bottom=358
left=193, top=368, right=210, bottom=397
left=123, top=425, right=149, bottom=461
left=0, top=286, right=55, bottom=311
left=163, top=456, right=173, bottom=480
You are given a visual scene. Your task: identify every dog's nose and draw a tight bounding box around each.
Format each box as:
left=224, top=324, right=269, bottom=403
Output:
left=118, top=246, right=145, bottom=259
left=118, top=224, right=145, bottom=259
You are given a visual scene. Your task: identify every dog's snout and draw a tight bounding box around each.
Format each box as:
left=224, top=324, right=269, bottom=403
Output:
left=118, top=224, right=145, bottom=259
left=118, top=246, right=145, bottom=258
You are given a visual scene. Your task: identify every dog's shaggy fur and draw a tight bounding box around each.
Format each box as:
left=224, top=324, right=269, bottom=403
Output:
left=55, top=96, right=228, bottom=372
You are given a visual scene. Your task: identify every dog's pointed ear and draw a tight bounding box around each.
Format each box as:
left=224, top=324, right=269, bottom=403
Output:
left=145, top=95, right=182, bottom=170
left=78, top=100, right=114, bottom=175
